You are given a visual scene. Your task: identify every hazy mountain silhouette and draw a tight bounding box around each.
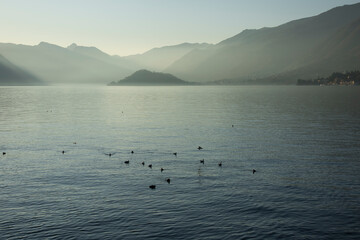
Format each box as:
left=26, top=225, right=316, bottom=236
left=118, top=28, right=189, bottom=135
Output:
left=264, top=16, right=360, bottom=84
left=108, top=69, right=192, bottom=86
left=66, top=43, right=141, bottom=70
left=0, top=42, right=133, bottom=84
left=165, top=3, right=360, bottom=83
left=0, top=42, right=210, bottom=85
left=123, top=43, right=212, bottom=71
left=67, top=43, right=113, bottom=63
left=313, top=16, right=360, bottom=67
left=66, top=43, right=211, bottom=73
left=0, top=54, right=43, bottom=85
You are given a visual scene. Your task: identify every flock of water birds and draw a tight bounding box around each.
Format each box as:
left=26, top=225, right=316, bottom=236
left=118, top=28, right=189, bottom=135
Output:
left=30, top=141, right=256, bottom=190
left=1, top=125, right=257, bottom=190
left=60, top=144, right=230, bottom=189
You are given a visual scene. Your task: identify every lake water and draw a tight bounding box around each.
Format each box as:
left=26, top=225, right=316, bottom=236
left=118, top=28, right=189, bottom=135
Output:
left=1, top=86, right=359, bottom=239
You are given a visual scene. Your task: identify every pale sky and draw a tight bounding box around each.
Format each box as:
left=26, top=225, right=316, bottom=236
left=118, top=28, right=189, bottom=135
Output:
left=1, top=0, right=359, bottom=56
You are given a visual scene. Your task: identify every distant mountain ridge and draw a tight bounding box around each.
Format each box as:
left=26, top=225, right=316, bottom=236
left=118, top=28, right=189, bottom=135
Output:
left=67, top=43, right=112, bottom=62
left=0, top=42, right=135, bottom=84
left=0, top=41, right=211, bottom=84
left=122, top=43, right=212, bottom=71
left=108, top=69, right=192, bottom=86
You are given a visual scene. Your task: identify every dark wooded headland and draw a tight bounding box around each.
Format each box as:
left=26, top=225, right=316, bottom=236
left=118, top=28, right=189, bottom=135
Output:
left=108, top=70, right=195, bottom=86
left=297, top=71, right=360, bottom=86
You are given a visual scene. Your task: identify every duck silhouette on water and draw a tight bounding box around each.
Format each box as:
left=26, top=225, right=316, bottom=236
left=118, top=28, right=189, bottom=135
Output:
left=105, top=153, right=115, bottom=157
left=124, top=160, right=130, bottom=164
left=149, top=185, right=156, bottom=189
left=198, top=146, right=203, bottom=150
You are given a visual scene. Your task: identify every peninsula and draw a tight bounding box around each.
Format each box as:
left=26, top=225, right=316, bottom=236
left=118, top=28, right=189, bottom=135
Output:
left=108, top=69, right=193, bottom=86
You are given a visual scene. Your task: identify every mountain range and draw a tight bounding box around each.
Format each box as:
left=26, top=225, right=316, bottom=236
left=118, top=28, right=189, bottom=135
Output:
left=1, top=3, right=359, bottom=85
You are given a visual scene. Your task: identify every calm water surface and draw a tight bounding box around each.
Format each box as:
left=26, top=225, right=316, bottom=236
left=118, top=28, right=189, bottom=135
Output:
left=1, top=86, right=359, bottom=239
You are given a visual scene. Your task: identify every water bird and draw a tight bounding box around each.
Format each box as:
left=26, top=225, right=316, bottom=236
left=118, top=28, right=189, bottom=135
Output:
left=173, top=152, right=177, bottom=157
left=141, top=161, right=145, bottom=166
left=105, top=153, right=115, bottom=157
left=131, top=151, right=134, bottom=154
left=124, top=160, right=130, bottom=164
left=149, top=185, right=156, bottom=189
left=161, top=168, right=164, bottom=172
left=253, top=169, right=256, bottom=174
left=218, top=161, right=222, bottom=167
left=62, top=151, right=65, bottom=154
left=148, top=164, right=152, bottom=168
left=200, top=159, right=204, bottom=164
left=198, top=146, right=203, bottom=150
left=2, top=152, right=6, bottom=155
left=166, top=178, right=171, bottom=184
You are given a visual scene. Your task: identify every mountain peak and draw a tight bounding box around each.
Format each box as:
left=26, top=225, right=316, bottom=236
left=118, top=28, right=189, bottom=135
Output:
left=36, top=42, right=64, bottom=50
left=38, top=41, right=52, bottom=46
left=66, top=44, right=111, bottom=60
left=67, top=43, right=78, bottom=50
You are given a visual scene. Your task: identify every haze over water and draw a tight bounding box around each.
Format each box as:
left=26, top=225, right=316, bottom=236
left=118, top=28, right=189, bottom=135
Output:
left=1, top=86, right=359, bottom=239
